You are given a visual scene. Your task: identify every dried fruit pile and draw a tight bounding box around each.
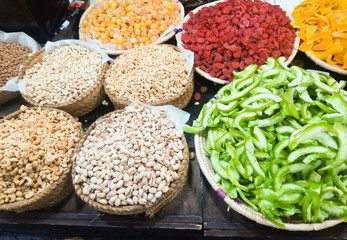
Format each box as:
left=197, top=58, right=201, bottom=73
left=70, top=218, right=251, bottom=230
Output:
left=292, top=0, right=347, bottom=70
left=181, top=0, right=296, bottom=81
left=80, top=0, right=181, bottom=50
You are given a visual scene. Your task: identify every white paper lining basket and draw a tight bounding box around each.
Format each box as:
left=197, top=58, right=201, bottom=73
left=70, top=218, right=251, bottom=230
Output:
left=176, top=0, right=300, bottom=84
left=305, top=51, right=347, bottom=76
left=194, top=133, right=344, bottom=231
left=79, top=2, right=185, bottom=55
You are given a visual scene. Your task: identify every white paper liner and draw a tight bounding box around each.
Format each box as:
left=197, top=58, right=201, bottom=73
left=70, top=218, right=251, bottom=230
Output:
left=126, top=101, right=190, bottom=135
left=44, top=39, right=112, bottom=63
left=262, top=0, right=304, bottom=14
left=18, top=39, right=112, bottom=93
left=0, top=30, right=41, bottom=92
left=178, top=42, right=194, bottom=80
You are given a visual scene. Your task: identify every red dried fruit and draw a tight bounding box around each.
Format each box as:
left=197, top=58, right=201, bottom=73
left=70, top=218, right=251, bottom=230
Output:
left=181, top=0, right=296, bottom=81
left=194, top=92, right=201, bottom=101
left=200, top=86, right=208, bottom=93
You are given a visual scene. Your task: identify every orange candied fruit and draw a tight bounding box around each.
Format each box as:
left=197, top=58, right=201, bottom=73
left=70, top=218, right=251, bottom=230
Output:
left=292, top=0, right=347, bottom=70
left=80, top=0, right=181, bottom=50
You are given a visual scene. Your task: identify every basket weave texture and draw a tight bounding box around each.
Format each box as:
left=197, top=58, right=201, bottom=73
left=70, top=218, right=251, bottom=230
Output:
left=72, top=109, right=190, bottom=216
left=18, top=48, right=107, bottom=117
left=305, top=51, right=347, bottom=75
left=0, top=91, right=19, bottom=106
left=176, top=0, right=300, bottom=84
left=194, top=133, right=344, bottom=231
left=79, top=2, right=185, bottom=55
left=0, top=107, right=83, bottom=213
left=104, top=44, right=194, bottom=110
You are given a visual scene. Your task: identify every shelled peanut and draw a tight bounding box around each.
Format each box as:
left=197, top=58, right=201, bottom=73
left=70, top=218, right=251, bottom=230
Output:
left=0, top=42, right=32, bottom=87
left=0, top=106, right=82, bottom=204
left=80, top=0, right=181, bottom=50
left=73, top=104, right=185, bottom=206
left=105, top=45, right=189, bottom=103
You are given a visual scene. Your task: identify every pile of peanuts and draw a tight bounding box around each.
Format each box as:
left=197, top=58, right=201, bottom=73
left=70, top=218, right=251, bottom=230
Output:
left=80, top=0, right=181, bottom=50
left=105, top=45, right=189, bottom=103
left=0, top=106, right=82, bottom=204
left=0, top=42, right=32, bottom=88
left=22, top=44, right=102, bottom=105
left=73, top=103, right=185, bottom=206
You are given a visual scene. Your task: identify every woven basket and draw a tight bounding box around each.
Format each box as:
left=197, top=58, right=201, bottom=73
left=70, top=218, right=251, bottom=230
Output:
left=305, top=51, right=347, bottom=75
left=194, top=133, right=344, bottom=231
left=72, top=109, right=190, bottom=216
left=176, top=0, right=300, bottom=84
left=0, top=91, right=19, bottom=106
left=79, top=2, right=185, bottom=55
left=0, top=107, right=83, bottom=213
left=18, top=48, right=107, bottom=117
left=104, top=44, right=194, bottom=109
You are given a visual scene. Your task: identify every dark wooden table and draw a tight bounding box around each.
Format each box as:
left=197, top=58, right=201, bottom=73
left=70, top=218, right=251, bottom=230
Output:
left=0, top=3, right=346, bottom=239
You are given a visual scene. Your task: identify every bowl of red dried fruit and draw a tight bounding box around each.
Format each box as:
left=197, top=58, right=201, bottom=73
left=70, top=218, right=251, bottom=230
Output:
left=177, top=0, right=300, bottom=84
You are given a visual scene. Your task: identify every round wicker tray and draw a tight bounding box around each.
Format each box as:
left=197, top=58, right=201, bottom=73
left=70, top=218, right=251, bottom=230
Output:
left=176, top=0, right=300, bottom=84
left=305, top=51, right=347, bottom=75
left=194, top=133, right=344, bottom=231
left=72, top=109, right=190, bottom=216
left=0, top=107, right=83, bottom=213
left=104, top=44, right=194, bottom=109
left=79, top=2, right=185, bottom=55
left=18, top=47, right=107, bottom=117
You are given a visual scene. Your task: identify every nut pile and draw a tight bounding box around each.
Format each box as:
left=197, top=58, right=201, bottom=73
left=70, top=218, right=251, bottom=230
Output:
left=73, top=103, right=185, bottom=206
left=105, top=45, right=188, bottom=103
left=0, top=42, right=32, bottom=88
left=22, top=44, right=102, bottom=105
left=0, top=106, right=82, bottom=205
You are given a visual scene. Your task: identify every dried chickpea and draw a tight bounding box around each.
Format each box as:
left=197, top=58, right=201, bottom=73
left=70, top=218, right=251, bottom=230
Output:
left=80, top=0, right=181, bottom=50
left=0, top=43, right=32, bottom=87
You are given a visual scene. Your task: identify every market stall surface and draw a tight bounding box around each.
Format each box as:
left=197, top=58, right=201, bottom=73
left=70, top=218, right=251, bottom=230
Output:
left=0, top=4, right=346, bottom=240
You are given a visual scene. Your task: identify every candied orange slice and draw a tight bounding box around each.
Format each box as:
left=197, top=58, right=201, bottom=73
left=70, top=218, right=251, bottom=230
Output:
left=311, top=42, right=343, bottom=60
left=307, top=31, right=331, bottom=45
left=332, top=32, right=347, bottom=38
left=327, top=55, right=339, bottom=67
left=300, top=41, right=315, bottom=52
left=340, top=0, right=347, bottom=9
left=311, top=38, right=333, bottom=51
left=292, top=0, right=347, bottom=70
left=344, top=52, right=347, bottom=68
left=337, top=14, right=347, bottom=32
left=341, top=39, right=347, bottom=49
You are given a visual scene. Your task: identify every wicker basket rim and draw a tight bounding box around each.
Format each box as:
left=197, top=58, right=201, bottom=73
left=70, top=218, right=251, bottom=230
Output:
left=176, top=0, right=300, bottom=84
left=79, top=2, right=185, bottom=55
left=103, top=44, right=194, bottom=106
left=194, top=134, right=344, bottom=231
left=18, top=47, right=108, bottom=109
left=305, top=51, right=347, bottom=75
left=72, top=107, right=190, bottom=215
left=0, top=107, right=83, bottom=211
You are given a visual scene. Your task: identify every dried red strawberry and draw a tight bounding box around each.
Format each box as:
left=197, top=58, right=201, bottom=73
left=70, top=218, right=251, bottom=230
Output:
left=181, top=0, right=296, bottom=81
left=194, top=92, right=201, bottom=101
left=200, top=86, right=208, bottom=93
